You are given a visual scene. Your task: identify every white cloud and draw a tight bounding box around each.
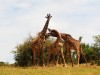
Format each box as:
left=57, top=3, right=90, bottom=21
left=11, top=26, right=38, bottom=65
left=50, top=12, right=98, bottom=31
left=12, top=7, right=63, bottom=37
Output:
left=15, top=1, right=32, bottom=8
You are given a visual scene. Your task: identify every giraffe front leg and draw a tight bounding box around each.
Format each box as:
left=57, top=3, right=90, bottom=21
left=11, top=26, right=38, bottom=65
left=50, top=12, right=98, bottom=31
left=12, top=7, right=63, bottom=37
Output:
left=62, top=54, right=67, bottom=67
left=77, top=51, right=80, bottom=65
left=53, top=55, right=56, bottom=67
left=47, top=51, right=50, bottom=66
left=80, top=48, right=87, bottom=66
left=33, top=51, right=36, bottom=66
left=42, top=48, right=45, bottom=67
left=69, top=50, right=74, bottom=67
left=55, top=55, right=59, bottom=67
left=61, top=48, right=67, bottom=67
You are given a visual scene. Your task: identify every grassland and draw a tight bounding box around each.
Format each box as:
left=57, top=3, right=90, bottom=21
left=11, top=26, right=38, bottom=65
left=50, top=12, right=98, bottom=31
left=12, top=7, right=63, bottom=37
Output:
left=0, top=64, right=100, bottom=75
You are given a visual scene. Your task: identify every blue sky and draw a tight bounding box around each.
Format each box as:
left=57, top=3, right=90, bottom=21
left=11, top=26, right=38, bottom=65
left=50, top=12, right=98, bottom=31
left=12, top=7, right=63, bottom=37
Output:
left=0, top=0, right=100, bottom=63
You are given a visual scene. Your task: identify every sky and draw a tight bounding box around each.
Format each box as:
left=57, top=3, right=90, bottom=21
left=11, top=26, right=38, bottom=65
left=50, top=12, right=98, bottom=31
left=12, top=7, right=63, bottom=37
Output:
left=0, top=0, right=100, bottom=63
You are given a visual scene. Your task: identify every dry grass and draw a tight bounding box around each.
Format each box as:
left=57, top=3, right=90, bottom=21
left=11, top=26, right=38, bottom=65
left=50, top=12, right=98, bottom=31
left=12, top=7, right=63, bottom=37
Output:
left=0, top=64, right=100, bottom=75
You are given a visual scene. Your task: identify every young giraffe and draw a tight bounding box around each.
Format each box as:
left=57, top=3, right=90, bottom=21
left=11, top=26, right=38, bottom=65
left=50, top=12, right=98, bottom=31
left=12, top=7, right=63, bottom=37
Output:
left=48, top=28, right=87, bottom=67
left=32, top=14, right=52, bottom=67
left=47, top=29, right=66, bottom=67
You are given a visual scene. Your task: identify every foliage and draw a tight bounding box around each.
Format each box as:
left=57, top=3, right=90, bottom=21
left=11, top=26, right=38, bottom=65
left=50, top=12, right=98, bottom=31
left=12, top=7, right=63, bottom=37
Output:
left=13, top=35, right=53, bottom=66
left=81, top=43, right=93, bottom=62
left=13, top=34, right=100, bottom=66
left=81, top=35, right=100, bottom=65
left=92, top=35, right=100, bottom=65
left=13, top=35, right=33, bottom=66
left=0, top=62, right=9, bottom=66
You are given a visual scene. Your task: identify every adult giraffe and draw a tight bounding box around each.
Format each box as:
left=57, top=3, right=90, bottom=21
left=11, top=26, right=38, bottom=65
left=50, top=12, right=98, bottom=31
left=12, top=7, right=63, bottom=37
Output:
left=48, top=28, right=87, bottom=67
left=46, top=29, right=66, bottom=67
left=32, top=14, right=52, bottom=67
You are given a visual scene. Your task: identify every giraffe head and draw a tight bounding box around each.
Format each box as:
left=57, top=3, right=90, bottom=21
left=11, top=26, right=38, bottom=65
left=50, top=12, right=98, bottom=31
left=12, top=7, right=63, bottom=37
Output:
left=44, top=28, right=55, bottom=39
left=45, top=14, right=52, bottom=20
left=41, top=14, right=52, bottom=36
left=48, top=28, right=58, bottom=37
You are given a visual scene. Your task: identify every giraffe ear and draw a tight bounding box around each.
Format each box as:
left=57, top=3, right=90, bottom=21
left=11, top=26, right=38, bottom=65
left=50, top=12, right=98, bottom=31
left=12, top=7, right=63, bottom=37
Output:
left=45, top=14, right=48, bottom=18
left=48, top=14, right=51, bottom=17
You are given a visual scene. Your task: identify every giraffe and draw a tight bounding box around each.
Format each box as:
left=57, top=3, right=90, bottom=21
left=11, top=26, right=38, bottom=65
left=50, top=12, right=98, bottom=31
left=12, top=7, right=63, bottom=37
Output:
left=32, top=14, right=52, bottom=67
left=48, top=28, right=87, bottom=67
left=47, top=29, right=66, bottom=67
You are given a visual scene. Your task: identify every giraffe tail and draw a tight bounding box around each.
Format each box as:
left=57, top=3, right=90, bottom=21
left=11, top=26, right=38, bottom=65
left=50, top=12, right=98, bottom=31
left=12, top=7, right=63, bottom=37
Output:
left=79, top=43, right=88, bottom=65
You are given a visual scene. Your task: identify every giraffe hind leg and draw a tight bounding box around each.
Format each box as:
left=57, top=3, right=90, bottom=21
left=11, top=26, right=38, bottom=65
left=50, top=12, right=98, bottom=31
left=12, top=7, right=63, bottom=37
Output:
left=47, top=51, right=51, bottom=66
left=61, top=48, right=66, bottom=67
left=76, top=51, right=80, bottom=65
left=42, top=48, right=45, bottom=67
left=55, top=55, right=59, bottom=67
left=33, top=52, right=36, bottom=66
left=69, top=50, right=74, bottom=67
left=80, top=48, right=87, bottom=65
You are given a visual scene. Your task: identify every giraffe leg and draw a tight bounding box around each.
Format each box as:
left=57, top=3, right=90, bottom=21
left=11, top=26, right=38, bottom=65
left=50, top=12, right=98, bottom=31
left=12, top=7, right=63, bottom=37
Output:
left=61, top=48, right=66, bottom=67
left=82, top=52, right=87, bottom=65
left=62, top=54, right=67, bottom=67
left=69, top=50, right=74, bottom=67
left=53, top=55, right=56, bottom=66
left=36, top=53, right=39, bottom=66
left=33, top=50, right=36, bottom=66
left=47, top=51, right=50, bottom=66
left=42, top=47, right=45, bottom=67
left=32, top=52, right=34, bottom=65
left=56, top=55, right=59, bottom=67
left=65, top=49, right=68, bottom=65
left=80, top=47, right=87, bottom=65
left=77, top=51, right=80, bottom=65
left=42, top=55, right=45, bottom=67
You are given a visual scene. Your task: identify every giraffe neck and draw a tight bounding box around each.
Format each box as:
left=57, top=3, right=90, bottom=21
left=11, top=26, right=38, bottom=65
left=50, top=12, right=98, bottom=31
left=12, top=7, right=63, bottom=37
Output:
left=48, top=31, right=74, bottom=43
left=55, top=32, right=62, bottom=43
left=41, top=19, right=50, bottom=35
left=50, top=30, right=62, bottom=43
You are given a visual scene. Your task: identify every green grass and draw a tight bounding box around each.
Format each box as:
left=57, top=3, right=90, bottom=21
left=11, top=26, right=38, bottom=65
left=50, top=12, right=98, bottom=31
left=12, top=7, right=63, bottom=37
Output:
left=0, top=64, right=100, bottom=75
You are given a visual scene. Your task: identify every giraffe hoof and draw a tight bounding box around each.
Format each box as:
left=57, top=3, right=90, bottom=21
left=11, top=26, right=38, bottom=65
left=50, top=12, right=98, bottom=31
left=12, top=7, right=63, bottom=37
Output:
left=63, top=64, right=67, bottom=67
left=56, top=64, right=58, bottom=67
left=43, top=64, right=45, bottom=67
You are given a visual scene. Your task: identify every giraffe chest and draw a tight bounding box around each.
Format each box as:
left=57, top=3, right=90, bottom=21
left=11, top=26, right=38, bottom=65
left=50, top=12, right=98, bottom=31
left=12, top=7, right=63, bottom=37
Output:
left=32, top=38, right=45, bottom=49
left=50, top=42, right=63, bottom=53
left=53, top=42, right=62, bottom=48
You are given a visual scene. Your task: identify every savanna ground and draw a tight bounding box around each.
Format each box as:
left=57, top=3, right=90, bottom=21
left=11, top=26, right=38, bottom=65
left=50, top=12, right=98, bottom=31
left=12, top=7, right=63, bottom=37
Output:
left=0, top=64, right=100, bottom=75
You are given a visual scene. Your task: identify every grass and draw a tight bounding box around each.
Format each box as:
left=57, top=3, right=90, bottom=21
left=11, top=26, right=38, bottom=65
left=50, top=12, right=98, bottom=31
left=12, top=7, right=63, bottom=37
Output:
left=0, top=64, right=100, bottom=75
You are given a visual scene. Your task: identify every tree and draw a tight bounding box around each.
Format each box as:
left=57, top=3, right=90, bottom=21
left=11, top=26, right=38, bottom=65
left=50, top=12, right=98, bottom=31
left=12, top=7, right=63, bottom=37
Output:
left=92, top=35, right=100, bottom=65
left=13, top=35, right=33, bottom=66
left=0, top=61, right=9, bottom=66
left=13, top=35, right=100, bottom=66
left=13, top=35, right=53, bottom=67
left=79, top=36, right=94, bottom=64
left=81, top=43, right=94, bottom=63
